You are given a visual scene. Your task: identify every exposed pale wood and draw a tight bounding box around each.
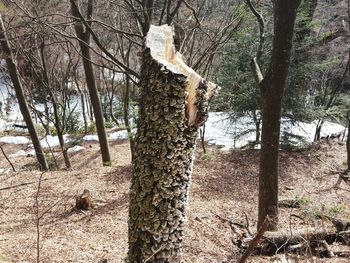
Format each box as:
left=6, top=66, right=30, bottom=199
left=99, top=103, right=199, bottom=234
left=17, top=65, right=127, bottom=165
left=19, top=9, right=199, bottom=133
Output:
left=145, top=25, right=218, bottom=127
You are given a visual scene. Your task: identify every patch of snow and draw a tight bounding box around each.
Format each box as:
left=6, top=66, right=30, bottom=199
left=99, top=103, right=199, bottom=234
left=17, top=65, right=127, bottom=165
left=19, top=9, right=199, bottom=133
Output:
left=67, top=145, right=85, bottom=153
left=9, top=149, right=35, bottom=158
left=0, top=168, right=11, bottom=174
left=109, top=129, right=136, bottom=140
left=204, top=113, right=256, bottom=150
left=9, top=150, right=26, bottom=158
left=82, top=134, right=99, bottom=141
left=40, top=135, right=70, bottom=148
left=204, top=112, right=346, bottom=151
left=0, top=136, right=30, bottom=144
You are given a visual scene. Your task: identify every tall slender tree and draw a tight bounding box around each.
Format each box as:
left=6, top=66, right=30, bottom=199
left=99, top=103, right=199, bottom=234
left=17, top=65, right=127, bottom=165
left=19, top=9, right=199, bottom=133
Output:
left=70, top=0, right=111, bottom=165
left=0, top=15, right=48, bottom=171
left=254, top=0, right=301, bottom=230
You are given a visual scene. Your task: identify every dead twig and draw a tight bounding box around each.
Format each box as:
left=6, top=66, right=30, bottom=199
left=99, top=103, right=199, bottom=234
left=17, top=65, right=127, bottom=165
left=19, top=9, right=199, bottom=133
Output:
left=0, top=177, right=57, bottom=191
left=0, top=144, right=16, bottom=172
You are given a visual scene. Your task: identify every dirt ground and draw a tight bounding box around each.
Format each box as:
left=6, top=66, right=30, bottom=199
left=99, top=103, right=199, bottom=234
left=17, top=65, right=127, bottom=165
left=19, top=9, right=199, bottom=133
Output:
left=0, top=138, right=349, bottom=262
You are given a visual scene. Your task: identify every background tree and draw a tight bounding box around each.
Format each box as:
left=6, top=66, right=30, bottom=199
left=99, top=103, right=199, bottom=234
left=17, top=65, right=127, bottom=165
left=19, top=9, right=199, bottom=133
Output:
left=255, top=0, right=301, bottom=230
left=70, top=0, right=111, bottom=165
left=0, top=15, right=49, bottom=171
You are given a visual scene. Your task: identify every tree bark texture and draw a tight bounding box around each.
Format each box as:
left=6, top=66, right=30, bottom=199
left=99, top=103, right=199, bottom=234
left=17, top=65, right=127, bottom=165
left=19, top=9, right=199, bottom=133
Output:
left=128, top=25, right=218, bottom=262
left=71, top=0, right=111, bottom=165
left=258, top=0, right=301, bottom=231
left=0, top=15, right=48, bottom=171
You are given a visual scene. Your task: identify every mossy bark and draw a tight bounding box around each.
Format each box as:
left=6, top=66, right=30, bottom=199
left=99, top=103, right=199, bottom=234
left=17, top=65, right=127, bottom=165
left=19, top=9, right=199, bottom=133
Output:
left=128, top=25, right=217, bottom=262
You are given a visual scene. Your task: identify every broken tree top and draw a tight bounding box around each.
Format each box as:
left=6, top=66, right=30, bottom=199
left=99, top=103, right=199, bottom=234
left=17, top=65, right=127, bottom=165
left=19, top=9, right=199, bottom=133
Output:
left=145, top=24, right=219, bottom=127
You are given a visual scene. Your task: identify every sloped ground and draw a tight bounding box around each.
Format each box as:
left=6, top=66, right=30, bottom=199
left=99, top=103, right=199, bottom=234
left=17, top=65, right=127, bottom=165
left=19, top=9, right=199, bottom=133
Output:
left=0, top=139, right=349, bottom=262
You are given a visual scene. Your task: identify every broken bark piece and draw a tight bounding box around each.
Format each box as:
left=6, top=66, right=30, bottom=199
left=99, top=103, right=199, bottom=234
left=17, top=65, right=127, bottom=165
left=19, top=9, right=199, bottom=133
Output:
left=75, top=189, right=94, bottom=210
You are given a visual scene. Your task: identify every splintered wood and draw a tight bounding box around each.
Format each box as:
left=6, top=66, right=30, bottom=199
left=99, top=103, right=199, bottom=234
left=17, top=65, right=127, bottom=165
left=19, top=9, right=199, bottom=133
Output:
left=145, top=24, right=218, bottom=127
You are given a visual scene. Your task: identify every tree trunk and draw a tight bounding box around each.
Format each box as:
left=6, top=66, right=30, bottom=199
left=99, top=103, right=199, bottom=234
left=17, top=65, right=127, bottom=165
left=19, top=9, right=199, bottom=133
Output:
left=71, top=0, right=111, bottom=165
left=40, top=41, right=71, bottom=169
left=253, top=110, right=261, bottom=144
left=128, top=25, right=218, bottom=262
left=347, top=117, right=350, bottom=170
left=123, top=75, right=135, bottom=160
left=0, top=15, right=48, bottom=171
left=74, top=71, right=88, bottom=134
left=314, top=120, right=324, bottom=141
left=258, top=0, right=301, bottom=231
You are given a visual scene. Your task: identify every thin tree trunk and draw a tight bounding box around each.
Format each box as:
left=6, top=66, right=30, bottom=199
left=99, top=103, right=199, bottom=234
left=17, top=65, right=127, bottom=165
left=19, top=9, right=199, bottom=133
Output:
left=128, top=25, right=218, bottom=262
left=74, top=70, right=88, bottom=134
left=257, top=0, right=301, bottom=231
left=0, top=15, right=48, bottom=171
left=71, top=0, right=111, bottom=165
left=123, top=75, right=134, bottom=160
left=346, top=0, right=350, bottom=170
left=40, top=41, right=71, bottom=169
left=314, top=120, right=324, bottom=141
left=253, top=110, right=261, bottom=144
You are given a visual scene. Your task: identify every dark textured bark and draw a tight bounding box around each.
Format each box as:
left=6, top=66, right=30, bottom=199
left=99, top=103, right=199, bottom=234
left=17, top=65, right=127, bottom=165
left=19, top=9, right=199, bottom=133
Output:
left=258, top=0, right=301, bottom=231
left=128, top=25, right=217, bottom=262
left=71, top=0, right=111, bottom=165
left=0, top=15, right=48, bottom=171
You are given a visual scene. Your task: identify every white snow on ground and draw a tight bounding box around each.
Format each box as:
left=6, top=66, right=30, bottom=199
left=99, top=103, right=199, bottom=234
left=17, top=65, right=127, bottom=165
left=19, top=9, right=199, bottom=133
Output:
left=9, top=149, right=35, bottom=158
left=286, top=120, right=345, bottom=142
left=204, top=113, right=256, bottom=150
left=0, top=111, right=346, bottom=151
left=0, top=168, right=11, bottom=174
left=9, top=150, right=26, bottom=158
left=82, top=134, right=99, bottom=141
left=40, top=135, right=70, bottom=148
left=67, top=145, right=85, bottom=153
left=0, top=136, right=30, bottom=144
left=204, top=112, right=346, bottom=150
left=109, top=129, right=137, bottom=140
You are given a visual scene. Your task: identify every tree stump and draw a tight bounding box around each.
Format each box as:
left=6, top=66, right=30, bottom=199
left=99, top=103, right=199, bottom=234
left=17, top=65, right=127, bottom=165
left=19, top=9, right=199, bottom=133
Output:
left=128, top=25, right=218, bottom=262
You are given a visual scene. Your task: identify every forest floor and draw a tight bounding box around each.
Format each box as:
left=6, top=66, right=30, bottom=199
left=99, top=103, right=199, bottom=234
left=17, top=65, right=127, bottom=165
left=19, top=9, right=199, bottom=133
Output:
left=0, top=137, right=350, bottom=262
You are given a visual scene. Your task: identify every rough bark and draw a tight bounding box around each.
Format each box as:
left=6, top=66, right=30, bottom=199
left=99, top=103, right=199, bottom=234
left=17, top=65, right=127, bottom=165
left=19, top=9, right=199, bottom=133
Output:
left=71, top=0, right=111, bottom=165
left=0, top=15, right=48, bottom=171
left=258, top=0, right=301, bottom=231
left=128, top=25, right=218, bottom=263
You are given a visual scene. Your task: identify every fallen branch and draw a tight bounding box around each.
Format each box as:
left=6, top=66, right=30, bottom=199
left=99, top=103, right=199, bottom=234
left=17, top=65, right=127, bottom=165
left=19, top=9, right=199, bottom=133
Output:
left=0, top=177, right=57, bottom=191
left=238, top=216, right=270, bottom=263
left=257, top=227, right=350, bottom=255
